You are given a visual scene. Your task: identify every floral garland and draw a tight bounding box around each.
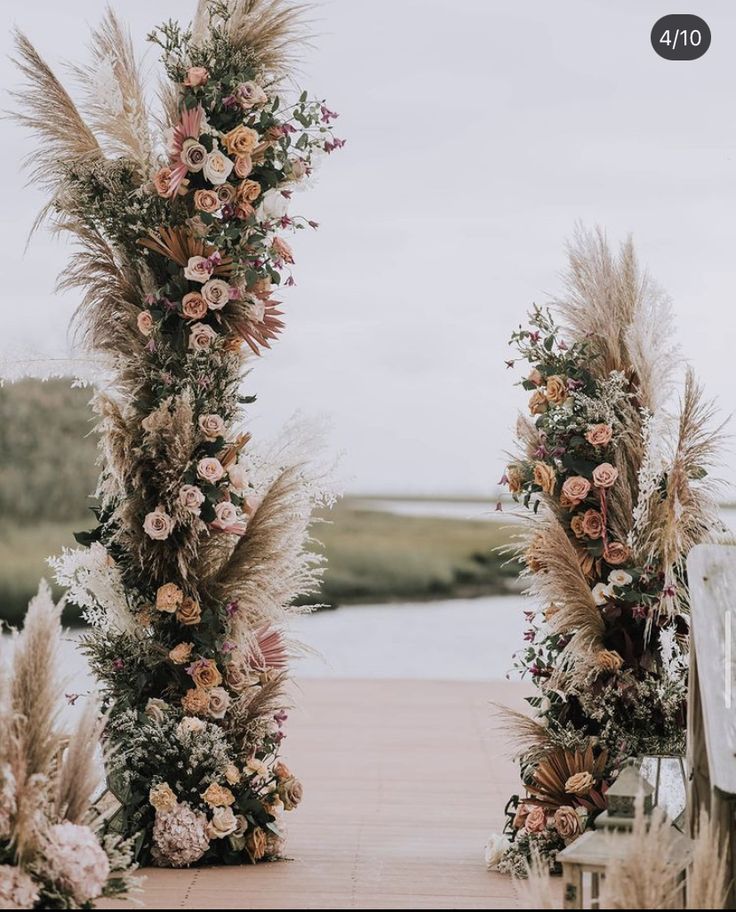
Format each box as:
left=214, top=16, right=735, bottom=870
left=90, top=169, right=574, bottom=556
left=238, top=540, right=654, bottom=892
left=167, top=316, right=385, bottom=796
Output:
left=15, top=0, right=341, bottom=867
left=486, top=234, right=722, bottom=876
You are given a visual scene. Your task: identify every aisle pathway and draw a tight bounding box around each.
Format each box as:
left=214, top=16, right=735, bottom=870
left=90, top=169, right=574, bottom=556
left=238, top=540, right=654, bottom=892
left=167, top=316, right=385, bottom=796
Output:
left=101, top=678, right=530, bottom=909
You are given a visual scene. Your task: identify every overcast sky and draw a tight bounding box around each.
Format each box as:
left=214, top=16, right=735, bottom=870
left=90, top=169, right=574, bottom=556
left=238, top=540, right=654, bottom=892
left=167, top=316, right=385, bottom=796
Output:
left=2, top=1, right=735, bottom=495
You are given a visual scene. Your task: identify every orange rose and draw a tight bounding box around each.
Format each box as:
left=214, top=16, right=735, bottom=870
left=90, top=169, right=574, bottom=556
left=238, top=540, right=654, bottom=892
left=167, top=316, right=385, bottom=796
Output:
left=202, top=783, right=235, bottom=807
left=156, top=582, right=183, bottom=614
left=596, top=649, right=623, bottom=673
left=223, top=125, right=259, bottom=156
left=169, top=642, right=193, bottom=665
left=191, top=659, right=222, bottom=689
left=545, top=375, right=568, bottom=405
left=529, top=390, right=548, bottom=415
left=581, top=509, right=604, bottom=539
left=181, top=687, right=209, bottom=715
left=533, top=461, right=556, bottom=495
left=570, top=514, right=586, bottom=538
left=506, top=464, right=524, bottom=495
left=182, top=292, right=208, bottom=320
left=193, top=189, right=220, bottom=213
left=176, top=597, right=202, bottom=626
left=565, top=772, right=594, bottom=796
left=603, top=540, right=629, bottom=566
left=237, top=179, right=261, bottom=203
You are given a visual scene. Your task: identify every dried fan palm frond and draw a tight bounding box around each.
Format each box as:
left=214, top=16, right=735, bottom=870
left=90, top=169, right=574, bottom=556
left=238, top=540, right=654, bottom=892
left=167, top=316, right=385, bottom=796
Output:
left=69, top=7, right=154, bottom=175
left=10, top=30, right=102, bottom=228
left=490, top=703, right=553, bottom=761
left=223, top=298, right=285, bottom=354
left=55, top=698, right=105, bottom=825
left=520, top=514, right=604, bottom=657
left=206, top=464, right=322, bottom=627
left=225, top=0, right=312, bottom=76
left=556, top=226, right=679, bottom=413
left=525, top=743, right=608, bottom=812
left=10, top=581, right=63, bottom=780
left=138, top=225, right=234, bottom=274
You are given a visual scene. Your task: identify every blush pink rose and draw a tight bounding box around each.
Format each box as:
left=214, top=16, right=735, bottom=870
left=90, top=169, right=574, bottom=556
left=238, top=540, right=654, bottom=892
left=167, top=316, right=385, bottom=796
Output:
left=188, top=322, right=218, bottom=351
left=183, top=66, right=209, bottom=87
left=586, top=423, right=613, bottom=447
left=524, top=805, right=548, bottom=834
left=561, top=476, right=591, bottom=506
left=184, top=256, right=213, bottom=283
left=197, top=457, right=225, bottom=483
left=137, top=310, right=154, bottom=336
left=198, top=414, right=226, bottom=440
left=592, top=462, right=619, bottom=488
left=143, top=508, right=174, bottom=541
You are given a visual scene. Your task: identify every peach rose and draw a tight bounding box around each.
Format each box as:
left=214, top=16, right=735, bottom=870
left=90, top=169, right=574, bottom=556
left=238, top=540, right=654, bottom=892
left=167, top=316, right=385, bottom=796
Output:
left=288, top=158, right=307, bottom=180
left=529, top=390, right=548, bottom=415
left=184, top=256, right=213, bottom=283
left=144, top=508, right=174, bottom=541
left=592, top=462, right=619, bottom=488
left=179, top=484, right=205, bottom=515
left=191, top=659, right=222, bottom=689
left=202, top=783, right=235, bottom=808
left=202, top=278, right=231, bottom=311
left=193, top=189, right=220, bottom=213
left=570, top=514, right=586, bottom=538
left=271, top=237, right=294, bottom=264
left=181, top=687, right=209, bottom=715
left=246, top=827, right=268, bottom=861
left=223, top=125, right=259, bottom=156
left=153, top=166, right=174, bottom=197
left=149, top=782, right=177, bottom=812
left=189, top=322, right=218, bottom=351
left=545, top=375, right=568, bottom=406
left=225, top=662, right=255, bottom=693
left=197, top=457, right=225, bottom=483
left=208, top=686, right=231, bottom=719
left=169, top=642, right=193, bottom=665
left=183, top=66, right=209, bottom=87
left=224, top=764, right=241, bottom=786
left=586, top=423, right=613, bottom=447
left=581, top=509, right=604, bottom=539
left=278, top=776, right=303, bottom=811
left=553, top=805, right=582, bottom=840
left=506, top=464, right=524, bottom=495
left=524, top=805, right=548, bottom=834
left=533, top=461, right=556, bottom=495
left=527, top=368, right=543, bottom=386
left=137, top=310, right=154, bottom=336
left=235, top=201, right=255, bottom=220
left=156, top=582, right=183, bottom=614
left=234, top=154, right=253, bottom=178
left=565, top=772, right=594, bottom=796
left=603, top=540, right=629, bottom=566
left=596, top=649, right=623, bottom=673
left=176, top=597, right=202, bottom=627
left=561, top=476, right=591, bottom=506
left=182, top=292, right=208, bottom=320
left=198, top=414, right=226, bottom=440
left=273, top=761, right=291, bottom=781
left=512, top=804, right=530, bottom=830
left=236, top=179, right=261, bottom=203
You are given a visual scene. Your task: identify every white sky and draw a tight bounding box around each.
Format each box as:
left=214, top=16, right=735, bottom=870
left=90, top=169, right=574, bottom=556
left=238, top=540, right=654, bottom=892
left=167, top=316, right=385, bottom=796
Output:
left=2, top=1, right=735, bottom=495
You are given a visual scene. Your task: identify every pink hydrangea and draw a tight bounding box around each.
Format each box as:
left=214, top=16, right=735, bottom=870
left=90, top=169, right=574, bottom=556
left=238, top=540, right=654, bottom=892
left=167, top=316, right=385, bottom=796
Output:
left=45, top=822, right=110, bottom=904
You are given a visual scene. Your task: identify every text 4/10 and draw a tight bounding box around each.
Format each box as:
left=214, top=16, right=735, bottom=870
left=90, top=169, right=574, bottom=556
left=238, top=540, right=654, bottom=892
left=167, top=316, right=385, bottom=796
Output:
left=659, top=29, right=702, bottom=49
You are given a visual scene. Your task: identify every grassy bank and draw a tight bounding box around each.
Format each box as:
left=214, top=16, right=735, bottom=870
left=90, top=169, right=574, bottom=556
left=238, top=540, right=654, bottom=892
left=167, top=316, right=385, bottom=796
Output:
left=0, top=502, right=516, bottom=626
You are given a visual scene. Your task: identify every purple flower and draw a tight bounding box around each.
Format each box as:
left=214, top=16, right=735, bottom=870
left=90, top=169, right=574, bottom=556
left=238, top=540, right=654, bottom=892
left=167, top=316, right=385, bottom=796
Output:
left=112, top=658, right=125, bottom=671
left=225, top=600, right=239, bottom=617
left=274, top=710, right=288, bottom=725
left=221, top=641, right=236, bottom=653
left=631, top=604, right=648, bottom=620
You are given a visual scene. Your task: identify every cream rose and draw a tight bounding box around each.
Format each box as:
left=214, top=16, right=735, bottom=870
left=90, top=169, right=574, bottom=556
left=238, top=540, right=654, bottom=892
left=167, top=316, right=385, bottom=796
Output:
left=149, top=782, right=177, bottom=812
left=484, top=833, right=511, bottom=870
left=228, top=462, right=248, bottom=493
left=169, top=642, right=193, bottom=665
left=207, top=806, right=238, bottom=839
left=176, top=596, right=202, bottom=626
left=176, top=716, right=206, bottom=737
left=561, top=475, right=591, bottom=506
left=565, top=771, right=594, bottom=796
left=208, top=686, right=231, bottom=720
left=144, top=508, right=175, bottom=541
left=234, top=154, right=253, bottom=178
left=155, top=582, right=183, bottom=613
left=258, top=187, right=289, bottom=220
left=224, top=764, right=241, bottom=786
left=592, top=582, right=614, bottom=606
left=181, top=139, right=207, bottom=173
left=179, top=484, right=205, bottom=515
left=181, top=292, right=208, bottom=320
left=592, top=462, right=619, bottom=488
left=183, top=66, right=209, bottom=87
left=193, top=189, right=220, bottom=213
left=197, top=457, right=225, bottom=483
left=213, top=501, right=239, bottom=527
left=609, top=569, right=633, bottom=587
left=223, top=125, right=259, bottom=156
left=533, top=461, right=556, bottom=495
left=184, top=256, right=213, bottom=283
left=137, top=310, right=154, bottom=336
left=202, top=278, right=231, bottom=311
left=198, top=414, right=226, bottom=440
left=586, top=423, right=613, bottom=447
left=524, top=805, right=548, bottom=834
left=189, top=322, right=218, bottom=351
left=545, top=375, right=568, bottom=405
left=203, top=147, right=234, bottom=186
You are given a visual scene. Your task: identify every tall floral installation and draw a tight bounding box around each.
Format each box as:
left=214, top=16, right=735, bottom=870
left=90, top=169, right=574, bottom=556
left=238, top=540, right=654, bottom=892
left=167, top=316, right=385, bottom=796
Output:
left=12, top=0, right=341, bottom=868
left=0, top=584, right=139, bottom=908
left=485, top=230, right=725, bottom=876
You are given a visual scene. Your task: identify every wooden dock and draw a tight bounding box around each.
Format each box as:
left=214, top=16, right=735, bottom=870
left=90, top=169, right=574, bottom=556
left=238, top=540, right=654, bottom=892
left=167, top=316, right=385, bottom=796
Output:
left=100, top=678, right=530, bottom=909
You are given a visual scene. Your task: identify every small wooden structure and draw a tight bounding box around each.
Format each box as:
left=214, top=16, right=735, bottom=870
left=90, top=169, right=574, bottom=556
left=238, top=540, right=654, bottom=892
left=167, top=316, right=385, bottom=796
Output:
left=687, top=544, right=736, bottom=909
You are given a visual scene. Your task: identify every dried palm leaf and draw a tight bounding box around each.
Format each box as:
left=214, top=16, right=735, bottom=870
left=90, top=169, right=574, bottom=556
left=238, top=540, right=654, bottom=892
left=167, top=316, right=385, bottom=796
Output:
left=69, top=7, right=154, bottom=175
left=525, top=743, right=608, bottom=812
left=138, top=225, right=234, bottom=274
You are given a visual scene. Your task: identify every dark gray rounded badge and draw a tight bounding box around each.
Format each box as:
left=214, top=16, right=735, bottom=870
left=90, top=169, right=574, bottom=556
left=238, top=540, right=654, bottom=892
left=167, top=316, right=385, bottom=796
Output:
left=651, top=15, right=711, bottom=60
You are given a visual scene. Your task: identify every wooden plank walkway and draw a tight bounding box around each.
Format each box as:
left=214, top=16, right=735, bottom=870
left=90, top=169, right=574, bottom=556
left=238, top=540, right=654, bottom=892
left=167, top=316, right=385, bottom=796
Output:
left=101, top=678, right=530, bottom=909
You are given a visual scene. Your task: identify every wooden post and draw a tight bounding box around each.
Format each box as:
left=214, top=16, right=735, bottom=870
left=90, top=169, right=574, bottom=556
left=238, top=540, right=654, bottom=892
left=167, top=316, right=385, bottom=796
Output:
left=686, top=544, right=736, bottom=909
